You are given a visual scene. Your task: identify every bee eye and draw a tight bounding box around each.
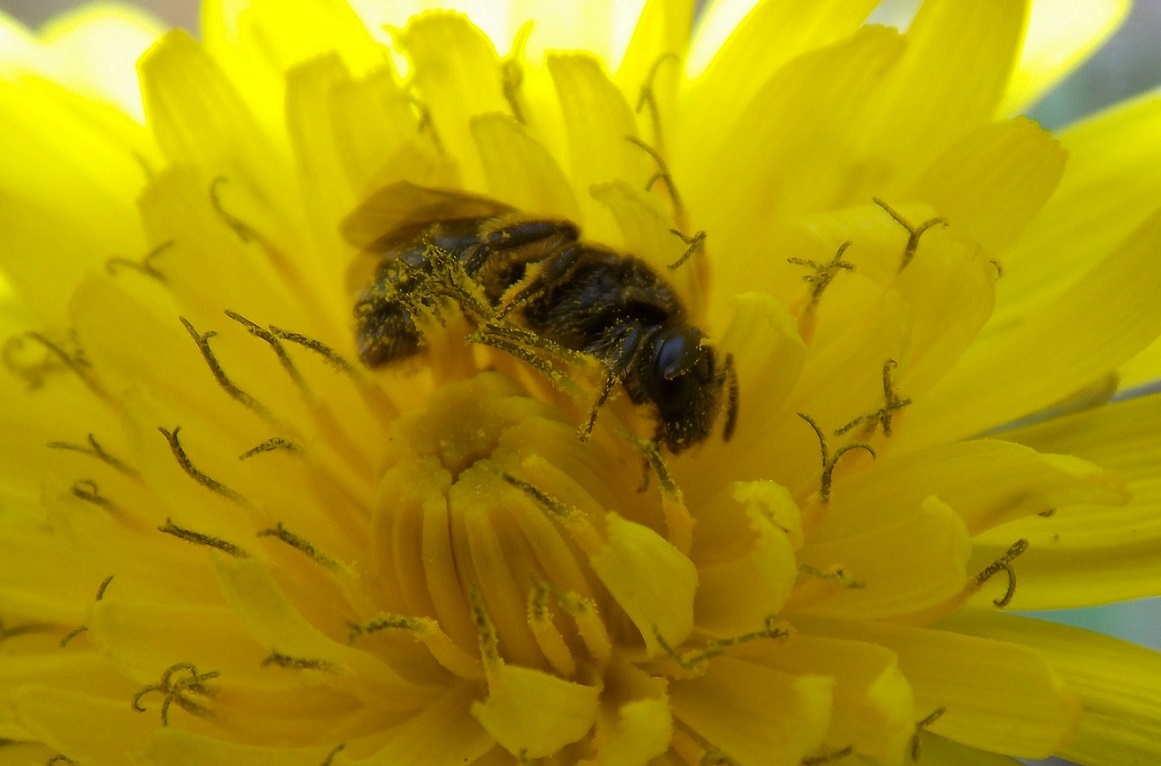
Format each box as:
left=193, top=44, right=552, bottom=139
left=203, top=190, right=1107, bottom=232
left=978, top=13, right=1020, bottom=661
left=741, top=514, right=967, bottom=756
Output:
left=655, top=327, right=702, bottom=381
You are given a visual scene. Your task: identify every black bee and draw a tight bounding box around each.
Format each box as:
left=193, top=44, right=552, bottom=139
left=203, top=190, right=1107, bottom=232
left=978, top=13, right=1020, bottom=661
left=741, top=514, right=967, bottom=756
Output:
left=343, top=182, right=738, bottom=453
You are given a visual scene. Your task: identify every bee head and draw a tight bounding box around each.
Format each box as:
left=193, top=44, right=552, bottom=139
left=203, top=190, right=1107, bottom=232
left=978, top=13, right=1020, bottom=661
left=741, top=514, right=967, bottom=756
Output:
left=644, top=325, right=724, bottom=453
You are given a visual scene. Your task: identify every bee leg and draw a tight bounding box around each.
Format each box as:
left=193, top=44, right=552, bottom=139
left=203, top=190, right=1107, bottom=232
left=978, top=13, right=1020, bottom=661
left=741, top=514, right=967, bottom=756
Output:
left=579, top=324, right=645, bottom=441
left=463, top=219, right=578, bottom=273
left=496, top=243, right=583, bottom=320
left=722, top=352, right=739, bottom=441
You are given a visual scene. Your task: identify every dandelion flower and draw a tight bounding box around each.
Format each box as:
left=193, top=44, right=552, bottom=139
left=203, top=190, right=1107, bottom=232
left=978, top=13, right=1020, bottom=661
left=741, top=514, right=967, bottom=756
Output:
left=1, top=0, right=1161, bottom=764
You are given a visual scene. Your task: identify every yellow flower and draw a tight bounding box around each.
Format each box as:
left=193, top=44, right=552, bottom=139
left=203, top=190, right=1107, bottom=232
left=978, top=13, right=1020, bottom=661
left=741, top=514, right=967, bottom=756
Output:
left=1, top=0, right=1160, bottom=764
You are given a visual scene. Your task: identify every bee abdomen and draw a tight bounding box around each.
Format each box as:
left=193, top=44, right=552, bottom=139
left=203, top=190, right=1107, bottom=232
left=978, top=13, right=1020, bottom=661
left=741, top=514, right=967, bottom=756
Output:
left=355, top=298, right=423, bottom=367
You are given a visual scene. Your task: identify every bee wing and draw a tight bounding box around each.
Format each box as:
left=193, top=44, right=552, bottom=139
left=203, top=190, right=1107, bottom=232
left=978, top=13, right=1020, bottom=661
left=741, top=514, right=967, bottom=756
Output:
left=341, top=181, right=515, bottom=251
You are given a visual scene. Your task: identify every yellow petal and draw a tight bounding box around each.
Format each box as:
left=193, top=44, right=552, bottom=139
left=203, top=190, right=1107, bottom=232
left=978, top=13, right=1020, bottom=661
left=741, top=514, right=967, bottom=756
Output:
left=471, top=112, right=580, bottom=220
left=509, top=0, right=647, bottom=69
left=347, top=682, right=496, bottom=765
left=829, top=439, right=1127, bottom=537
left=614, top=0, right=693, bottom=117
left=682, top=26, right=904, bottom=275
left=285, top=53, right=357, bottom=282
left=547, top=52, right=650, bottom=242
left=998, top=91, right=1161, bottom=354
left=0, top=77, right=147, bottom=322
left=16, top=686, right=155, bottom=763
left=799, top=616, right=1080, bottom=758
left=971, top=392, right=1161, bottom=607
left=212, top=555, right=437, bottom=704
left=588, top=512, right=697, bottom=656
left=849, top=0, right=1029, bottom=193
left=913, top=733, right=1023, bottom=765
left=692, top=481, right=799, bottom=636
left=944, top=610, right=1161, bottom=766
left=138, top=29, right=299, bottom=229
left=471, top=662, right=599, bottom=759
left=999, top=0, right=1131, bottom=115
left=327, top=65, right=438, bottom=195
left=684, top=0, right=877, bottom=85
left=669, top=655, right=833, bottom=766
left=693, top=292, right=804, bottom=486
left=590, top=180, right=698, bottom=303
left=798, top=497, right=971, bottom=620
left=908, top=117, right=1066, bottom=255
left=142, top=729, right=335, bottom=766
left=200, top=0, right=384, bottom=145
left=204, top=0, right=381, bottom=76
left=897, top=207, right=1161, bottom=452
left=398, top=11, right=509, bottom=188
left=594, top=664, right=672, bottom=766
left=745, top=634, right=915, bottom=764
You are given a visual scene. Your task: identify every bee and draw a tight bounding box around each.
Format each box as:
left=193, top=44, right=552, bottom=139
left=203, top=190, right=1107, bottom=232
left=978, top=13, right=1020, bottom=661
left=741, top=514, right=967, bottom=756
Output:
left=343, top=181, right=738, bottom=453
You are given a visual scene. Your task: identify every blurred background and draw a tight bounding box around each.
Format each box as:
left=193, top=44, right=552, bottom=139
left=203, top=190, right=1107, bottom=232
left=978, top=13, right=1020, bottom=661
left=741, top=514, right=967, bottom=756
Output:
left=1, top=2, right=1158, bottom=761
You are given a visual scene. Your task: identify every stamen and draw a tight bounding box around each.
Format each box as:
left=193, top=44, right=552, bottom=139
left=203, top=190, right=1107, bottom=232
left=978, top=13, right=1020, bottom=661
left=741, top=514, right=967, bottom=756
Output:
left=261, top=651, right=335, bottom=672
left=95, top=574, right=114, bottom=601
left=501, top=21, right=533, bottom=124
left=268, top=326, right=357, bottom=376
left=788, top=242, right=854, bottom=309
left=797, top=564, right=866, bottom=590
left=3, top=335, right=59, bottom=390
left=16, top=332, right=108, bottom=402
left=635, top=52, right=680, bottom=158
left=60, top=576, right=114, bottom=648
left=498, top=472, right=576, bottom=520
left=58, top=625, right=88, bottom=648
left=159, top=517, right=249, bottom=559
left=158, top=426, right=245, bottom=503
left=973, top=539, right=1028, bottom=608
left=910, top=706, right=946, bottom=762
left=179, top=317, right=272, bottom=421
left=468, top=587, right=501, bottom=664
left=555, top=589, right=611, bottom=665
left=256, top=522, right=339, bottom=570
left=239, top=437, right=301, bottom=460
left=1038, top=508, right=1057, bottom=518
left=106, top=240, right=173, bottom=282
left=47, top=433, right=137, bottom=476
left=320, top=744, right=346, bottom=766
left=667, top=228, right=707, bottom=271
left=627, top=134, right=687, bottom=225
left=346, top=612, right=482, bottom=678
left=655, top=614, right=789, bottom=672
left=132, top=661, right=220, bottom=726
left=70, top=479, right=117, bottom=512
left=803, top=745, right=854, bottom=765
left=405, top=92, right=444, bottom=154
left=701, top=748, right=736, bottom=766
left=349, top=614, right=425, bottom=642
left=225, top=310, right=307, bottom=391
left=872, top=198, right=948, bottom=273
left=835, top=359, right=912, bottom=437
left=798, top=413, right=876, bottom=503
left=47, top=756, right=76, bottom=765
left=527, top=578, right=576, bottom=677
left=210, top=177, right=258, bottom=243
left=0, top=618, right=52, bottom=643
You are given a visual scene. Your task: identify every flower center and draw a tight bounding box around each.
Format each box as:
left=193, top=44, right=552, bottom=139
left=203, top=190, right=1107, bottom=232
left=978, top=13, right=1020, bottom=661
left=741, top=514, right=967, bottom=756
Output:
left=367, top=372, right=654, bottom=678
